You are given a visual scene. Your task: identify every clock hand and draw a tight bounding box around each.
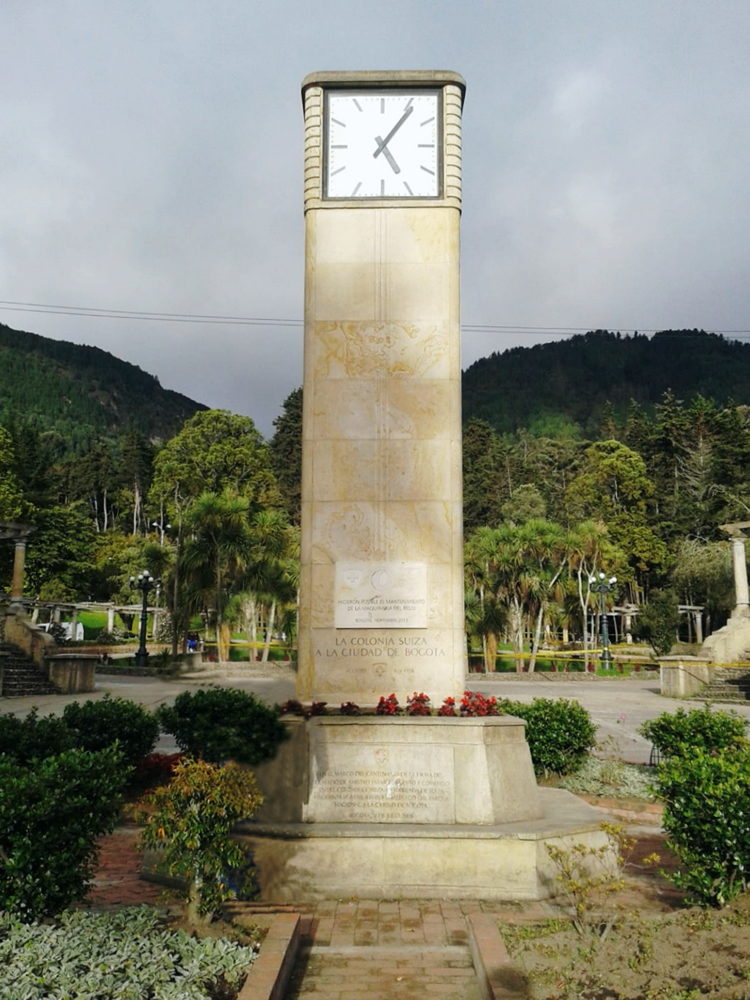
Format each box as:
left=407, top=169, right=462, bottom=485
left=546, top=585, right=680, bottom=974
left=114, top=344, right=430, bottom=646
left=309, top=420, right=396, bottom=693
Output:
left=374, top=139, right=401, bottom=174
left=373, top=105, right=414, bottom=159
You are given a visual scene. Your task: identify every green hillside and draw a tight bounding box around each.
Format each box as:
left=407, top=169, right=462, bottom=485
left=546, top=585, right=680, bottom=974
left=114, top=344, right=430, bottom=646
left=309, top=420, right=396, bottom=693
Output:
left=0, top=323, right=206, bottom=454
left=462, top=329, right=750, bottom=436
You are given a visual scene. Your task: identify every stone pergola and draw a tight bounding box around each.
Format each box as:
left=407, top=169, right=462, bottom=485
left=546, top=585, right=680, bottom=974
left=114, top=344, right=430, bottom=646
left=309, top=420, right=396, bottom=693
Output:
left=0, top=521, right=35, bottom=608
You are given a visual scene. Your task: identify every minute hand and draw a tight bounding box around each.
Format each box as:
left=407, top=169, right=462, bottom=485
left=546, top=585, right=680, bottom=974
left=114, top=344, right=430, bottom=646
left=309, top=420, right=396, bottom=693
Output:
left=373, top=105, right=414, bottom=158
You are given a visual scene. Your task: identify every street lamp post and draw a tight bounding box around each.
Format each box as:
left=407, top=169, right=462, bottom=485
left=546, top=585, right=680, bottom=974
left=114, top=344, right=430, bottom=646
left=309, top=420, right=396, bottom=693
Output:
left=131, top=570, right=159, bottom=667
left=152, top=519, right=171, bottom=546
left=589, top=571, right=617, bottom=665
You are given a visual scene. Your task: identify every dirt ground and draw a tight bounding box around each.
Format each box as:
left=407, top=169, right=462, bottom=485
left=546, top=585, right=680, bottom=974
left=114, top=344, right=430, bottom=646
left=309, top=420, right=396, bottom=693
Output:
left=503, top=901, right=750, bottom=999
left=501, top=827, right=750, bottom=1000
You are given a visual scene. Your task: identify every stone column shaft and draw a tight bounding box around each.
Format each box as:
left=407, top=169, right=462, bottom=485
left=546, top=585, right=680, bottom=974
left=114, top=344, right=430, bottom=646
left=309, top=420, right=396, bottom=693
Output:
left=10, top=539, right=27, bottom=604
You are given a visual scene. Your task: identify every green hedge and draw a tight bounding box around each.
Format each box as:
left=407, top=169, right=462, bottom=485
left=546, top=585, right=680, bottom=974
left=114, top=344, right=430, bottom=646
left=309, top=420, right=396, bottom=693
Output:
left=0, top=747, right=127, bottom=919
left=498, top=697, right=597, bottom=776
left=157, top=687, right=288, bottom=766
left=62, top=696, right=160, bottom=768
left=653, top=746, right=750, bottom=905
left=639, top=705, right=748, bottom=759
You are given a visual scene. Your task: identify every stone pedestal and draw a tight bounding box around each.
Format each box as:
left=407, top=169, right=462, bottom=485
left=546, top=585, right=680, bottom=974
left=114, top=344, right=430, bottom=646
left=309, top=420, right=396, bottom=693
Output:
left=242, top=714, right=605, bottom=901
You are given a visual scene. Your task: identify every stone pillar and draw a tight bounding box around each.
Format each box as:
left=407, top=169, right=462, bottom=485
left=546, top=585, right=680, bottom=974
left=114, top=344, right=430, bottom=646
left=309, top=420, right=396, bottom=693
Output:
left=693, top=610, right=704, bottom=645
left=732, top=536, right=750, bottom=616
left=107, top=606, right=115, bottom=632
left=70, top=607, right=79, bottom=641
left=10, top=538, right=27, bottom=606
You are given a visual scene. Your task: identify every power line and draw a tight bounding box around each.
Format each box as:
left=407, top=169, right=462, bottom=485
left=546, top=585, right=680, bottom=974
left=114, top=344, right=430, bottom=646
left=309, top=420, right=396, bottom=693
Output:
left=1, top=298, right=749, bottom=338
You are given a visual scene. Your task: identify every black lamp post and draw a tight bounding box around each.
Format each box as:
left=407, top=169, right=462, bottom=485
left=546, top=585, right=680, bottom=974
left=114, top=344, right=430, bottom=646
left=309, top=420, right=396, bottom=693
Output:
left=131, top=570, right=159, bottom=667
left=589, top=571, right=617, bottom=665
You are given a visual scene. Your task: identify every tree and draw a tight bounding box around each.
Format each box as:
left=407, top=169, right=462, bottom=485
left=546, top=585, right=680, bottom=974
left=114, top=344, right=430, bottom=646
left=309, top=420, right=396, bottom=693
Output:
left=24, top=504, right=98, bottom=599
left=269, top=387, right=303, bottom=525
left=137, top=758, right=263, bottom=924
left=466, top=520, right=570, bottom=672
left=181, top=492, right=253, bottom=660
left=462, top=418, right=509, bottom=531
left=0, top=424, right=27, bottom=521
left=150, top=410, right=281, bottom=517
left=564, top=440, right=667, bottom=601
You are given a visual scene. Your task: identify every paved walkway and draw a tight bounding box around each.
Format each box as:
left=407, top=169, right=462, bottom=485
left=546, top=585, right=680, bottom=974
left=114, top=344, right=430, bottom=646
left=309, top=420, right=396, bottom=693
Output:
left=6, top=668, right=750, bottom=763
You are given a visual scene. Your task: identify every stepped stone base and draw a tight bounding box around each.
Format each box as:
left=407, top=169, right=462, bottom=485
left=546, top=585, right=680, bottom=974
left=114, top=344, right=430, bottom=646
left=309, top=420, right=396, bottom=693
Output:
left=237, top=788, right=607, bottom=901
left=240, top=715, right=606, bottom=901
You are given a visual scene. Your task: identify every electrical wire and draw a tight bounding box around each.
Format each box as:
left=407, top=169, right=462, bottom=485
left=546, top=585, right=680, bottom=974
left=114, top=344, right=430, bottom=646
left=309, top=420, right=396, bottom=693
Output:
left=1, top=298, right=749, bottom=339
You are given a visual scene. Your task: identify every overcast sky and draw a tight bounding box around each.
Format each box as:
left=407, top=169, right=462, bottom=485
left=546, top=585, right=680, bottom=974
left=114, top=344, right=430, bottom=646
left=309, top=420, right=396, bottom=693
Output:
left=2, top=1, right=749, bottom=437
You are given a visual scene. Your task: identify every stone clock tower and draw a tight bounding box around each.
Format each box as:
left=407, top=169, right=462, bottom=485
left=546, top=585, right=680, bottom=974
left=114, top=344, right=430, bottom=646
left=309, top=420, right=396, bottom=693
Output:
left=297, top=71, right=467, bottom=705
left=241, top=73, right=604, bottom=903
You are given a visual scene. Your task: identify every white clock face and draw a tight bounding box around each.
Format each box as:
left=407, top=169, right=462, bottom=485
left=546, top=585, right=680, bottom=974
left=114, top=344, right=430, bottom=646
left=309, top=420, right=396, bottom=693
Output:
left=325, top=90, right=441, bottom=199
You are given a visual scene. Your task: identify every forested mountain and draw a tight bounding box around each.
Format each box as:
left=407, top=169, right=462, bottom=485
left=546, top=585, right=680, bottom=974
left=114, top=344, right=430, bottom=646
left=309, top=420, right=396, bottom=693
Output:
left=0, top=323, right=205, bottom=455
left=462, top=330, right=750, bottom=436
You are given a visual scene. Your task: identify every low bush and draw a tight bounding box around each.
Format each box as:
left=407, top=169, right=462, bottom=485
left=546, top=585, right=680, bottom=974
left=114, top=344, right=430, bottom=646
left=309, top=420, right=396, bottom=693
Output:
left=652, top=745, right=750, bottom=905
left=0, top=906, right=258, bottom=999
left=157, top=687, right=288, bottom=765
left=62, top=695, right=160, bottom=769
left=0, top=746, right=127, bottom=919
left=0, top=709, right=74, bottom=763
left=498, top=697, right=597, bottom=776
left=639, top=705, right=748, bottom=759
left=137, top=757, right=263, bottom=922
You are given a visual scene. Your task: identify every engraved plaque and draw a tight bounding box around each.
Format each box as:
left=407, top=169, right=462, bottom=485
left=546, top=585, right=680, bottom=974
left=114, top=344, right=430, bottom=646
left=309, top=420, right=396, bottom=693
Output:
left=307, top=741, right=454, bottom=823
left=335, top=562, right=427, bottom=629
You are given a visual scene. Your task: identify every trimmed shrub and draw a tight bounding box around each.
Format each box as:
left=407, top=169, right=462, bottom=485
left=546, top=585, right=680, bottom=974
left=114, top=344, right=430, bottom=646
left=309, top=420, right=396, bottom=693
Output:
left=156, top=687, right=288, bottom=765
left=0, top=709, right=74, bottom=763
left=0, top=746, right=127, bottom=919
left=653, top=745, right=750, bottom=905
left=639, top=705, right=748, bottom=759
left=62, top=695, right=160, bottom=769
left=498, top=697, right=597, bottom=776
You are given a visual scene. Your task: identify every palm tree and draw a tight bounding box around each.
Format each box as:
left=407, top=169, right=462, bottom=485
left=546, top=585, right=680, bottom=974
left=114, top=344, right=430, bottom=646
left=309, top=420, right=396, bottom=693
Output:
left=181, top=492, right=253, bottom=662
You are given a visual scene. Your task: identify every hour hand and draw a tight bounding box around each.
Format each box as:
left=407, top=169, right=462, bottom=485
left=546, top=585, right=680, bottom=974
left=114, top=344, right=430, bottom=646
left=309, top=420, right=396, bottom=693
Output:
left=374, top=137, right=400, bottom=174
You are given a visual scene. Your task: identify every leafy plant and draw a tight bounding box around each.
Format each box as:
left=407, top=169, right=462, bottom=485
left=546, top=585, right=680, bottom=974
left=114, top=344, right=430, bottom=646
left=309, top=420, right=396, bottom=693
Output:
left=560, top=755, right=655, bottom=800
left=0, top=708, right=74, bottom=764
left=339, top=701, right=361, bottom=715
left=137, top=757, right=263, bottom=923
left=639, top=704, right=748, bottom=760
left=437, top=697, right=457, bottom=716
left=62, top=695, right=160, bottom=769
left=157, top=686, right=288, bottom=765
left=636, top=589, right=681, bottom=656
left=498, top=697, right=597, bottom=776
left=405, top=692, right=431, bottom=716
left=546, top=822, right=634, bottom=937
left=460, top=690, right=500, bottom=716
left=0, top=747, right=127, bottom=919
left=375, top=693, right=402, bottom=716
left=0, top=905, right=258, bottom=999
left=652, top=745, right=750, bottom=906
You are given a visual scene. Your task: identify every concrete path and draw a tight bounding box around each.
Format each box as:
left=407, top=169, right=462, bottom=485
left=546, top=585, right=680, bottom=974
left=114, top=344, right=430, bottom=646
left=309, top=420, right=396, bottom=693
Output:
left=470, top=675, right=750, bottom=763
left=5, top=667, right=750, bottom=763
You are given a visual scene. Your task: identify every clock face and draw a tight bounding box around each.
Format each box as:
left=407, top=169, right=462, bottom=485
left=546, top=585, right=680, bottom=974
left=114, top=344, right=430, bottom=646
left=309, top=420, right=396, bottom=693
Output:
left=325, top=90, right=441, bottom=199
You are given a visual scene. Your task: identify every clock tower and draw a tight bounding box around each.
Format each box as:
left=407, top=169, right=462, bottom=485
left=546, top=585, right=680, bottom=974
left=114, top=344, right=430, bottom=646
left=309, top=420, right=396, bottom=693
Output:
left=298, top=71, right=466, bottom=706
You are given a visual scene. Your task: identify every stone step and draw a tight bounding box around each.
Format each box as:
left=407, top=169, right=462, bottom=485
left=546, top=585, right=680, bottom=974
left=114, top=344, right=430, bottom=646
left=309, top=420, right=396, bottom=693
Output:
left=0, top=642, right=61, bottom=698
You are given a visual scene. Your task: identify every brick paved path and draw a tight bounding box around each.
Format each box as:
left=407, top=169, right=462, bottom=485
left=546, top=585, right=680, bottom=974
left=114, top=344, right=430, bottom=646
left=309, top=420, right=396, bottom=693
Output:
left=280, top=901, right=484, bottom=1000
left=86, top=823, right=164, bottom=908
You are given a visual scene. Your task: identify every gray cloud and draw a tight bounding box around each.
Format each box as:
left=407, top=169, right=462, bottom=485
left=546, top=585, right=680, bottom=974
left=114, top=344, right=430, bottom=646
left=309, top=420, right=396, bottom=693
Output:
left=2, top=0, right=749, bottom=435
